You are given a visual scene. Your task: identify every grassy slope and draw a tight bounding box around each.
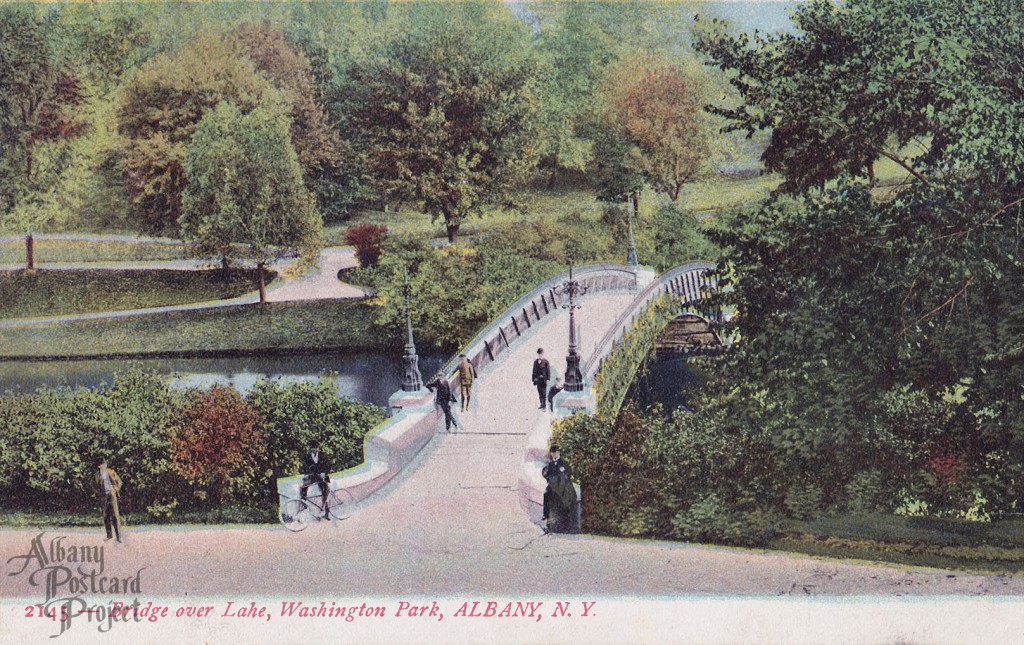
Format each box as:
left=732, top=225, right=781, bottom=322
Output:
left=0, top=299, right=387, bottom=358
left=0, top=269, right=266, bottom=319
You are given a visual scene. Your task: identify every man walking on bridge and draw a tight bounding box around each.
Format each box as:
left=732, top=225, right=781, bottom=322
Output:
left=532, top=348, right=551, bottom=410
left=426, top=371, right=459, bottom=432
left=457, top=354, right=477, bottom=412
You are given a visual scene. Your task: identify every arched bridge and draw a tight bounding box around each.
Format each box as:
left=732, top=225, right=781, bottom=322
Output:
left=277, top=261, right=721, bottom=525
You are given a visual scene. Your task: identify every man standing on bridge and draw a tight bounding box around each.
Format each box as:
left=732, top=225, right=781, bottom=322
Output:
left=532, top=348, right=551, bottom=409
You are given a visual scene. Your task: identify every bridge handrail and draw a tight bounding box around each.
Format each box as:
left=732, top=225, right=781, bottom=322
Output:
left=583, top=261, right=716, bottom=382
left=437, top=262, right=640, bottom=379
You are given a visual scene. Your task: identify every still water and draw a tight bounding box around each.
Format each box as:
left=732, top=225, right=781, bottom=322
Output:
left=0, top=352, right=447, bottom=409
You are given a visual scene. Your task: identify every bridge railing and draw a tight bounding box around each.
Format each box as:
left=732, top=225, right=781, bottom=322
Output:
left=520, top=261, right=719, bottom=525
left=278, top=263, right=645, bottom=512
left=435, top=263, right=641, bottom=385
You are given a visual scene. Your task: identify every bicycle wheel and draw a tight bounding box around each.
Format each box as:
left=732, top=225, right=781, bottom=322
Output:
left=279, top=497, right=309, bottom=532
left=327, top=488, right=356, bottom=521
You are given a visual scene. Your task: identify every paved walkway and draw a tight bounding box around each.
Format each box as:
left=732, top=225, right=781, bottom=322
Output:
left=2, top=291, right=1022, bottom=598
left=0, top=247, right=365, bottom=329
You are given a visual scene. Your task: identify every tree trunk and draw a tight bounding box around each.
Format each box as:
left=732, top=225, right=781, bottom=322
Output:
left=257, top=262, right=267, bottom=303
left=631, top=190, right=640, bottom=219
left=221, top=255, right=230, bottom=285
left=25, top=234, right=34, bottom=272
left=446, top=221, right=459, bottom=244
left=547, top=170, right=558, bottom=190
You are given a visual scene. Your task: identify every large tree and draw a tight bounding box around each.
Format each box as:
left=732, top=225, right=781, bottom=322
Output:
left=693, top=0, right=1024, bottom=516
left=340, top=1, right=540, bottom=243
left=115, top=32, right=278, bottom=234
left=231, top=22, right=343, bottom=219
left=0, top=5, right=88, bottom=215
left=599, top=53, right=712, bottom=202
left=180, top=100, right=322, bottom=303
left=116, top=26, right=339, bottom=234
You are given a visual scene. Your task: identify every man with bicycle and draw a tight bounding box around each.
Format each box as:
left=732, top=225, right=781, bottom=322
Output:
left=300, top=444, right=331, bottom=519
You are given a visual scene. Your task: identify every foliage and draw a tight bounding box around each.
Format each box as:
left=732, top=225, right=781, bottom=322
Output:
left=247, top=378, right=387, bottom=487
left=230, top=21, right=344, bottom=219
left=170, top=385, right=266, bottom=507
left=180, top=100, right=323, bottom=301
left=695, top=0, right=1024, bottom=193
left=115, top=30, right=280, bottom=234
left=338, top=1, right=541, bottom=242
left=0, top=5, right=89, bottom=218
left=647, top=203, right=720, bottom=272
left=344, top=223, right=389, bottom=269
left=532, top=2, right=616, bottom=184
left=0, top=371, right=182, bottom=514
left=599, top=52, right=712, bottom=201
left=593, top=294, right=677, bottom=421
left=0, top=372, right=386, bottom=518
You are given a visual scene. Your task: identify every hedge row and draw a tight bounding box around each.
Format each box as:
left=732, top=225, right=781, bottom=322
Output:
left=0, top=371, right=386, bottom=519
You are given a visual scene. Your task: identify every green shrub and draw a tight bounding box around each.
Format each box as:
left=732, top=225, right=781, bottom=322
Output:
left=784, top=482, right=824, bottom=520
left=248, top=377, right=388, bottom=490
left=670, top=494, right=780, bottom=547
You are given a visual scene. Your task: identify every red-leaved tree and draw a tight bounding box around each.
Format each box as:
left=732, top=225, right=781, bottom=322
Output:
left=344, top=223, right=389, bottom=269
left=170, top=385, right=267, bottom=506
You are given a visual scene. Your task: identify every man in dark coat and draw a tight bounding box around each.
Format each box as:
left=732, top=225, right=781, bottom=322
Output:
left=301, top=445, right=331, bottom=519
left=531, top=348, right=551, bottom=409
left=426, top=371, right=459, bottom=432
left=542, top=445, right=578, bottom=534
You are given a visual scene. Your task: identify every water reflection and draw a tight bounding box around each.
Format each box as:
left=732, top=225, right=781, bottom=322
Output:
left=0, top=352, right=446, bottom=409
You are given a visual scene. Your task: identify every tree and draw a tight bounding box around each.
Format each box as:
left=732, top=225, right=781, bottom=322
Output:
left=692, top=0, right=1024, bottom=517
left=599, top=53, right=712, bottom=202
left=115, top=32, right=280, bottom=233
left=340, top=1, right=540, bottom=243
left=170, top=385, right=266, bottom=507
left=180, top=100, right=322, bottom=303
left=532, top=2, right=617, bottom=187
left=230, top=22, right=344, bottom=219
left=0, top=5, right=88, bottom=215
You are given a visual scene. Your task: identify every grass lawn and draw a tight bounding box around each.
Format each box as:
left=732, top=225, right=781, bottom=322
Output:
left=0, top=299, right=391, bottom=358
left=0, top=269, right=267, bottom=319
left=330, top=173, right=783, bottom=242
left=771, top=513, right=1024, bottom=575
left=0, top=237, right=194, bottom=264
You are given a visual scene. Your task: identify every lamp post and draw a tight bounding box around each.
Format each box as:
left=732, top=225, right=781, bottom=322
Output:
left=554, top=264, right=589, bottom=392
left=400, top=267, right=424, bottom=392
left=626, top=194, right=638, bottom=268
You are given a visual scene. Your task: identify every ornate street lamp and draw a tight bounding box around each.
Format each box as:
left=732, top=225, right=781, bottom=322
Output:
left=400, top=267, right=424, bottom=392
left=626, top=194, right=639, bottom=268
left=554, top=264, right=589, bottom=392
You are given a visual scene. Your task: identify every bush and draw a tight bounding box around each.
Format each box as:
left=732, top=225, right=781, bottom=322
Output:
left=247, top=377, right=388, bottom=490
left=170, top=385, right=267, bottom=507
left=670, top=494, right=780, bottom=547
left=344, top=223, right=389, bottom=268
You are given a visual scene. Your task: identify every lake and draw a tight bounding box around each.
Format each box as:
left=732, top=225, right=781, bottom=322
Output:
left=0, top=352, right=447, bottom=409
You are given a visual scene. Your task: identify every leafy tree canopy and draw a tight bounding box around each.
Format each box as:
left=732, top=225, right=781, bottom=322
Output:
left=180, top=100, right=322, bottom=302
left=338, top=1, right=541, bottom=243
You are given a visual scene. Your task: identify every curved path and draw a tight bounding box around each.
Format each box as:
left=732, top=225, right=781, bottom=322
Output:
left=2, top=291, right=1021, bottom=600
left=0, top=247, right=365, bottom=329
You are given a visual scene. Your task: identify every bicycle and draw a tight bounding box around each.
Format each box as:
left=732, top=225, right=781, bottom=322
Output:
left=279, top=483, right=356, bottom=532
